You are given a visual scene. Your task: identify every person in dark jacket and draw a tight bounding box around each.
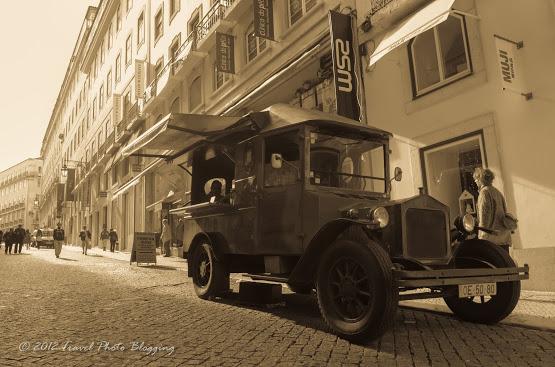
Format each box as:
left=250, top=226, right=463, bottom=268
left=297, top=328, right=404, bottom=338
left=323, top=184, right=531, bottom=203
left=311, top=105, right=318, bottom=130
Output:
left=14, top=225, right=25, bottom=254
left=109, top=228, right=118, bottom=253
left=4, top=228, right=14, bottom=254
left=79, top=226, right=91, bottom=255
left=0, top=230, right=3, bottom=251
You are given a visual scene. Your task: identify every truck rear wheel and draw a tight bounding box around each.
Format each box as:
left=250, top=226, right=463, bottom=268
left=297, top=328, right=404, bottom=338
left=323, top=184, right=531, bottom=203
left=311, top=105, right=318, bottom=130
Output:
left=191, top=242, right=229, bottom=299
left=316, top=238, right=397, bottom=342
left=443, top=239, right=520, bottom=324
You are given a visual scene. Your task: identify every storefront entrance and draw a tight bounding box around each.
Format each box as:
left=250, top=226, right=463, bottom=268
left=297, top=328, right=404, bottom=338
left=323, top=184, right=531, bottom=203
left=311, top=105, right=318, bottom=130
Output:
left=421, top=132, right=486, bottom=225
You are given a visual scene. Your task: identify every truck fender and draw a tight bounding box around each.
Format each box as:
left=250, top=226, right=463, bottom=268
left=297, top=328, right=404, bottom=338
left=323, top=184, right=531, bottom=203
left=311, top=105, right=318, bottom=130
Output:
left=288, top=219, right=373, bottom=287
left=186, top=232, right=229, bottom=277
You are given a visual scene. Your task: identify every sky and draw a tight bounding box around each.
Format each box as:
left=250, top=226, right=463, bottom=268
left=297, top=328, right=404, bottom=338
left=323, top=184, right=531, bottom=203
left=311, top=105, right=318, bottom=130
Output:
left=0, top=1, right=97, bottom=173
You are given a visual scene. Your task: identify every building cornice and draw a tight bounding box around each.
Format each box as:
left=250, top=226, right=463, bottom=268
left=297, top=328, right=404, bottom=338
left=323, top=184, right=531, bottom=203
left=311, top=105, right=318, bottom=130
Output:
left=81, top=0, right=119, bottom=74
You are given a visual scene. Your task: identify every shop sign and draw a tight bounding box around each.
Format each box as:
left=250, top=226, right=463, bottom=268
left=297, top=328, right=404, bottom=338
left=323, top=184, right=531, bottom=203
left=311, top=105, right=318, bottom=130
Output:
left=130, top=232, right=157, bottom=265
left=329, top=11, right=360, bottom=121
left=216, top=32, right=235, bottom=74
left=494, top=36, right=524, bottom=92
left=253, top=0, right=274, bottom=40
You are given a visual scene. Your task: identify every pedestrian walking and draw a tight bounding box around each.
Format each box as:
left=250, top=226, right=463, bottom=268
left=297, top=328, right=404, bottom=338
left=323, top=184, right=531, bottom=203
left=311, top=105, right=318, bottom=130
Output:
left=79, top=225, right=91, bottom=255
left=473, top=167, right=516, bottom=252
left=24, top=229, right=31, bottom=250
left=161, top=218, right=171, bottom=257
left=100, top=225, right=110, bottom=251
left=53, top=223, right=65, bottom=258
left=0, top=230, right=3, bottom=252
left=109, top=228, right=118, bottom=252
left=4, top=228, right=14, bottom=255
left=14, top=224, right=26, bottom=254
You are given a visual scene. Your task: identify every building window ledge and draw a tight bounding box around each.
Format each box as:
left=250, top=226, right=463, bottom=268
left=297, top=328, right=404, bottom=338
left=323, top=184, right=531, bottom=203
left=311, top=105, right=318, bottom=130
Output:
left=279, top=2, right=325, bottom=41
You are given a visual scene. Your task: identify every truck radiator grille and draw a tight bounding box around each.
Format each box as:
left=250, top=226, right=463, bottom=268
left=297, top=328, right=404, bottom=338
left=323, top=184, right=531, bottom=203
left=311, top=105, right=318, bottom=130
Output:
left=405, top=208, right=447, bottom=259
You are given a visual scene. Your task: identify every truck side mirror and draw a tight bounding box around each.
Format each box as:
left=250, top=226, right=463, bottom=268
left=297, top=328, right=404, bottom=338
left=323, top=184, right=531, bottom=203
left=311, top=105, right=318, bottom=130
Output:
left=271, top=153, right=283, bottom=169
left=394, top=167, right=403, bottom=182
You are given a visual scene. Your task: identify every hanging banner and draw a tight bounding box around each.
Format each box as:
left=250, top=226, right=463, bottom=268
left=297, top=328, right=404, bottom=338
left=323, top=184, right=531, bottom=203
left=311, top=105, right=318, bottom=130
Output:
left=329, top=11, right=361, bottom=121
left=494, top=36, right=525, bottom=93
left=216, top=32, right=235, bottom=74
left=253, top=0, right=274, bottom=41
left=64, top=168, right=76, bottom=202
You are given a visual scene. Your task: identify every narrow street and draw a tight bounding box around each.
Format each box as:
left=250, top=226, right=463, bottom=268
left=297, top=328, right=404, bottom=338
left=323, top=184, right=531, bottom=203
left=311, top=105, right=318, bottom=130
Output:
left=1, top=247, right=553, bottom=367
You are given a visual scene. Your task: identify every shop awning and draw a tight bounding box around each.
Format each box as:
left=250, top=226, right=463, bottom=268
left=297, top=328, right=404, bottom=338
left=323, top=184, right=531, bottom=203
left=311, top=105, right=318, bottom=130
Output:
left=368, top=0, right=455, bottom=67
left=112, top=154, right=169, bottom=199
left=121, top=113, right=265, bottom=160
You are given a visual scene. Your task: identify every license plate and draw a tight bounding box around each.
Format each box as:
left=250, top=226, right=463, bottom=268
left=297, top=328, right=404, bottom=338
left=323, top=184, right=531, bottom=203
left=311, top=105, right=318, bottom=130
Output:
left=458, top=283, right=497, bottom=298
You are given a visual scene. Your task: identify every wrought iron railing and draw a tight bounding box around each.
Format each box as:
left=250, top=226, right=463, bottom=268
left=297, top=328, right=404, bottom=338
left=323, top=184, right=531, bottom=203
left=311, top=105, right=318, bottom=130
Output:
left=369, top=0, right=395, bottom=15
left=195, top=0, right=233, bottom=43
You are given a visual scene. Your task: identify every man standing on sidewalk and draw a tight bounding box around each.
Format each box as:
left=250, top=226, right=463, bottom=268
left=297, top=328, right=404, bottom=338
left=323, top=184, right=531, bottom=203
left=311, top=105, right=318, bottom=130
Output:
left=14, top=224, right=26, bottom=254
left=100, top=225, right=110, bottom=251
left=4, top=228, right=13, bottom=254
left=109, top=228, right=118, bottom=253
left=79, top=225, right=91, bottom=255
left=53, top=223, right=65, bottom=258
left=161, top=218, right=171, bottom=257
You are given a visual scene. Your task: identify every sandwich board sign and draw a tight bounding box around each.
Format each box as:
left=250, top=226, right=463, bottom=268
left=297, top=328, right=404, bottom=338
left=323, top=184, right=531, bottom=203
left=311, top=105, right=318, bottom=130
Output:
left=130, top=232, right=157, bottom=266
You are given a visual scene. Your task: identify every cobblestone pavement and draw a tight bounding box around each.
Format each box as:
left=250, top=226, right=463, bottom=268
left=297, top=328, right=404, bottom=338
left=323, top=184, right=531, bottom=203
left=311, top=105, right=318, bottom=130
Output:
left=1, top=246, right=554, bottom=367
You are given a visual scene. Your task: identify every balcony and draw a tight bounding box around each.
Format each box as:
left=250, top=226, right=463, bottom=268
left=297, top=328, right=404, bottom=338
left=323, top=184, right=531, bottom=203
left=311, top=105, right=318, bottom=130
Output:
left=105, top=131, right=120, bottom=155
left=195, top=0, right=235, bottom=52
left=143, top=32, right=206, bottom=109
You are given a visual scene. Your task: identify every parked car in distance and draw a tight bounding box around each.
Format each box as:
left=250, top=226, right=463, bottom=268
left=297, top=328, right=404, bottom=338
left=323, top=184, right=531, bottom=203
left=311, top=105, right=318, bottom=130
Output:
left=32, top=229, right=54, bottom=249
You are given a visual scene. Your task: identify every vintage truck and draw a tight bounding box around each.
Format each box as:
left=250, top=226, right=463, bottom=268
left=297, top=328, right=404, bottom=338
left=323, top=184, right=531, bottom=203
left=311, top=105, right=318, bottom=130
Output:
left=122, top=104, right=528, bottom=341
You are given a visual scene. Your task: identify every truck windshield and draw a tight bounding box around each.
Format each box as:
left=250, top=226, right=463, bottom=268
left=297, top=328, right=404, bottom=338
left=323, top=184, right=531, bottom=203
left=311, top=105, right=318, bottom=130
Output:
left=309, top=132, right=386, bottom=193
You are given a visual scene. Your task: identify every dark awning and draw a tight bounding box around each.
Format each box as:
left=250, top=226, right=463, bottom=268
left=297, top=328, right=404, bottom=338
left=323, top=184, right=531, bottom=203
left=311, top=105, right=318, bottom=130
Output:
left=121, top=112, right=268, bottom=160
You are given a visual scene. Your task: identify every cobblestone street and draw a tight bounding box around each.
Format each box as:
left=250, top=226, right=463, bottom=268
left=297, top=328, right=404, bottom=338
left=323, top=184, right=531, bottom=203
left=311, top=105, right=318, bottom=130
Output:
left=1, top=247, right=554, bottom=367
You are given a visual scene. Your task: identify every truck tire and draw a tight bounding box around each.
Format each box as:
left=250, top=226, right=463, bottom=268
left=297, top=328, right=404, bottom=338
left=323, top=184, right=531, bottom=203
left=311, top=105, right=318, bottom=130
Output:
left=190, top=242, right=229, bottom=299
left=443, top=239, right=520, bottom=324
left=316, top=238, right=397, bottom=342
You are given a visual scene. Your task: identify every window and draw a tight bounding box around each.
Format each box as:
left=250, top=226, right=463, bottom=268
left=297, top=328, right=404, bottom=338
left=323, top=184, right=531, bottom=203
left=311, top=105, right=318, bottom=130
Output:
left=126, top=0, right=132, bottom=13
left=189, top=76, right=202, bottom=111
left=107, top=70, right=112, bottom=97
left=111, top=164, right=118, bottom=184
left=188, top=7, right=201, bottom=46
left=100, top=39, right=105, bottom=64
left=115, top=53, right=121, bottom=82
left=288, top=0, right=316, bottom=26
left=154, top=7, right=164, bottom=42
left=409, top=15, right=471, bottom=96
left=116, top=6, right=121, bottom=31
left=137, top=12, right=145, bottom=47
left=264, top=131, right=300, bottom=187
left=170, top=0, right=180, bottom=20
left=92, top=97, right=97, bottom=119
left=213, top=63, right=230, bottom=90
left=154, top=57, right=164, bottom=79
left=108, top=23, right=113, bottom=49
left=246, top=23, right=267, bottom=62
left=99, top=84, right=104, bottom=109
left=169, top=34, right=181, bottom=61
left=125, top=34, right=132, bottom=66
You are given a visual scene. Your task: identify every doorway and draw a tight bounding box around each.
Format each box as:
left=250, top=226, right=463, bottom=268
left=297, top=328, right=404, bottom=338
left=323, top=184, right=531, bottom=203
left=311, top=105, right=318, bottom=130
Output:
left=421, top=132, right=486, bottom=225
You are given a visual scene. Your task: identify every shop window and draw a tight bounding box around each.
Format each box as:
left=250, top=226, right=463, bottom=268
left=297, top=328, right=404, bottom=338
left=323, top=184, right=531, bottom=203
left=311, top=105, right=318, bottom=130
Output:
left=288, top=0, right=317, bottom=26
left=189, top=76, right=202, bottom=111
left=106, top=70, right=112, bottom=98
left=409, top=15, right=471, bottom=97
left=115, top=53, right=121, bottom=82
left=264, top=131, right=300, bottom=187
left=213, top=63, right=230, bottom=91
left=421, top=132, right=486, bottom=224
left=246, top=23, right=267, bottom=63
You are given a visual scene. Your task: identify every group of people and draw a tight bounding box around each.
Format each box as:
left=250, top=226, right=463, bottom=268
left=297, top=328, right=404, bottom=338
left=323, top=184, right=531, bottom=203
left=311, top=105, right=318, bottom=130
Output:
left=76, top=225, right=119, bottom=256
left=1, top=224, right=30, bottom=255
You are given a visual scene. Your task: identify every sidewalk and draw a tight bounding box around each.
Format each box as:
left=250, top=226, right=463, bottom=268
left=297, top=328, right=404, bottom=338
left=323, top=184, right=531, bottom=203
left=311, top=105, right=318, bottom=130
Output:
left=400, top=290, right=555, bottom=332
left=61, top=243, right=187, bottom=270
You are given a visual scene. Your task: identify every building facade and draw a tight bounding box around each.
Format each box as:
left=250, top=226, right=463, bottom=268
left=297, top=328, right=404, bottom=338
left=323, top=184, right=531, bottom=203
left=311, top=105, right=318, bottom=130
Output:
left=0, top=159, right=42, bottom=232
left=356, top=0, right=555, bottom=290
left=39, top=0, right=554, bottom=289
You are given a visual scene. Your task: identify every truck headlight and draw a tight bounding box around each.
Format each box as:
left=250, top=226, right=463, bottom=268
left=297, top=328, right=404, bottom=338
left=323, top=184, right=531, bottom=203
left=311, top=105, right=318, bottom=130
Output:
left=462, top=213, right=475, bottom=232
left=371, top=207, right=389, bottom=228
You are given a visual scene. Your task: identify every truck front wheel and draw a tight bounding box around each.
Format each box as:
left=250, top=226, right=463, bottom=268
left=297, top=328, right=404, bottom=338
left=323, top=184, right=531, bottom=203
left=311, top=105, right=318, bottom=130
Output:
left=316, top=239, right=398, bottom=342
left=443, top=239, right=520, bottom=324
left=190, top=242, right=229, bottom=299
